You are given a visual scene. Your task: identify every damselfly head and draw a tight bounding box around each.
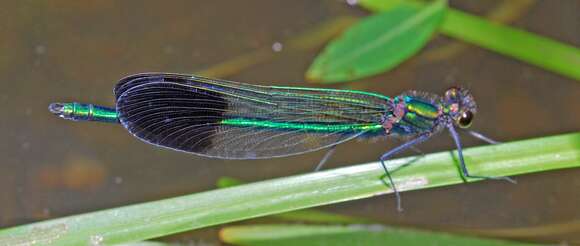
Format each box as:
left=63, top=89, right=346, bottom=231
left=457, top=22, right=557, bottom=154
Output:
left=443, top=87, right=477, bottom=128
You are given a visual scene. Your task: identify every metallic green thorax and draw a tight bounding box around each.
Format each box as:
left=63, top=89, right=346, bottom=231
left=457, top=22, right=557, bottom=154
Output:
left=221, top=118, right=383, bottom=133
left=49, top=102, right=118, bottom=123
left=404, top=97, right=440, bottom=119
left=401, top=96, right=441, bottom=131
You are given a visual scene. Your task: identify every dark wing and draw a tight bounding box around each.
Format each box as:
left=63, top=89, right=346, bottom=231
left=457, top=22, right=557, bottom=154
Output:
left=114, top=73, right=389, bottom=159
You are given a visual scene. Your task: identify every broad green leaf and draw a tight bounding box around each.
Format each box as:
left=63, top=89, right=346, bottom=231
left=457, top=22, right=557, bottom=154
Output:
left=220, top=224, right=541, bottom=246
left=0, top=133, right=578, bottom=245
left=306, top=0, right=446, bottom=83
left=361, top=1, right=580, bottom=81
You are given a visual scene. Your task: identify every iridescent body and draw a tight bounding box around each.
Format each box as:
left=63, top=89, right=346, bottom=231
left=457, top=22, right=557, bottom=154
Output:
left=49, top=73, right=512, bottom=210
left=49, top=102, right=117, bottom=123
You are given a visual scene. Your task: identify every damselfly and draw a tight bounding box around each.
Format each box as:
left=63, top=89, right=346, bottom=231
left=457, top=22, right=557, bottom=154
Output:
left=49, top=73, right=514, bottom=210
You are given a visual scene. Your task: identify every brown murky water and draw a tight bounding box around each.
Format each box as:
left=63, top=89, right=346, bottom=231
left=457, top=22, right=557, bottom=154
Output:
left=1, top=0, right=579, bottom=244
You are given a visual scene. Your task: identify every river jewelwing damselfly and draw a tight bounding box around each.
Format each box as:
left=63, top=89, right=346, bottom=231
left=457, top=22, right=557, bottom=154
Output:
left=49, top=73, right=514, bottom=211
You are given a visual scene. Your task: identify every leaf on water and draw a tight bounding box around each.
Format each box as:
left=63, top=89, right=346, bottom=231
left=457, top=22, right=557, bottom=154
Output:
left=306, top=0, right=446, bottom=83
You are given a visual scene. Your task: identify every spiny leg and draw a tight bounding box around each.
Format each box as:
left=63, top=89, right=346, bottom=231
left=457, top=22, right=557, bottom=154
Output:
left=380, top=133, right=432, bottom=212
left=448, top=124, right=516, bottom=183
left=466, top=130, right=501, bottom=144
left=314, top=145, right=337, bottom=171
left=396, top=138, right=426, bottom=155
left=410, top=145, right=425, bottom=155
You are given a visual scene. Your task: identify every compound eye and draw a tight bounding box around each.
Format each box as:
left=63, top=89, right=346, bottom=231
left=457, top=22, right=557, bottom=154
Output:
left=457, top=110, right=474, bottom=128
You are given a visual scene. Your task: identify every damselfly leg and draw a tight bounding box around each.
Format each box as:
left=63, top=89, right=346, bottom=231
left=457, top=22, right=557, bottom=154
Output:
left=448, top=124, right=516, bottom=184
left=379, top=133, right=432, bottom=211
left=314, top=145, right=337, bottom=171
left=466, top=130, right=501, bottom=144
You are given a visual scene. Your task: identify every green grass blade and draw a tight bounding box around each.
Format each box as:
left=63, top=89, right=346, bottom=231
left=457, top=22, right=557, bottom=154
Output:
left=217, top=177, right=374, bottom=224
left=440, top=9, right=580, bottom=81
left=306, top=0, right=446, bottom=83
left=361, top=1, right=580, bottom=81
left=0, top=133, right=578, bottom=245
left=220, top=224, right=542, bottom=246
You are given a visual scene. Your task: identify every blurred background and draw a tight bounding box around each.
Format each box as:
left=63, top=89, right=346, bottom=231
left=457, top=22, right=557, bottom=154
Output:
left=1, top=0, right=579, bottom=244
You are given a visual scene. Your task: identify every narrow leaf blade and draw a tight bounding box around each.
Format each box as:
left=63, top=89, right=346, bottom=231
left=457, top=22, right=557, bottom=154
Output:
left=441, top=9, right=580, bottom=81
left=362, top=1, right=580, bottom=81
left=220, top=224, right=540, bottom=246
left=0, top=133, right=578, bottom=245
